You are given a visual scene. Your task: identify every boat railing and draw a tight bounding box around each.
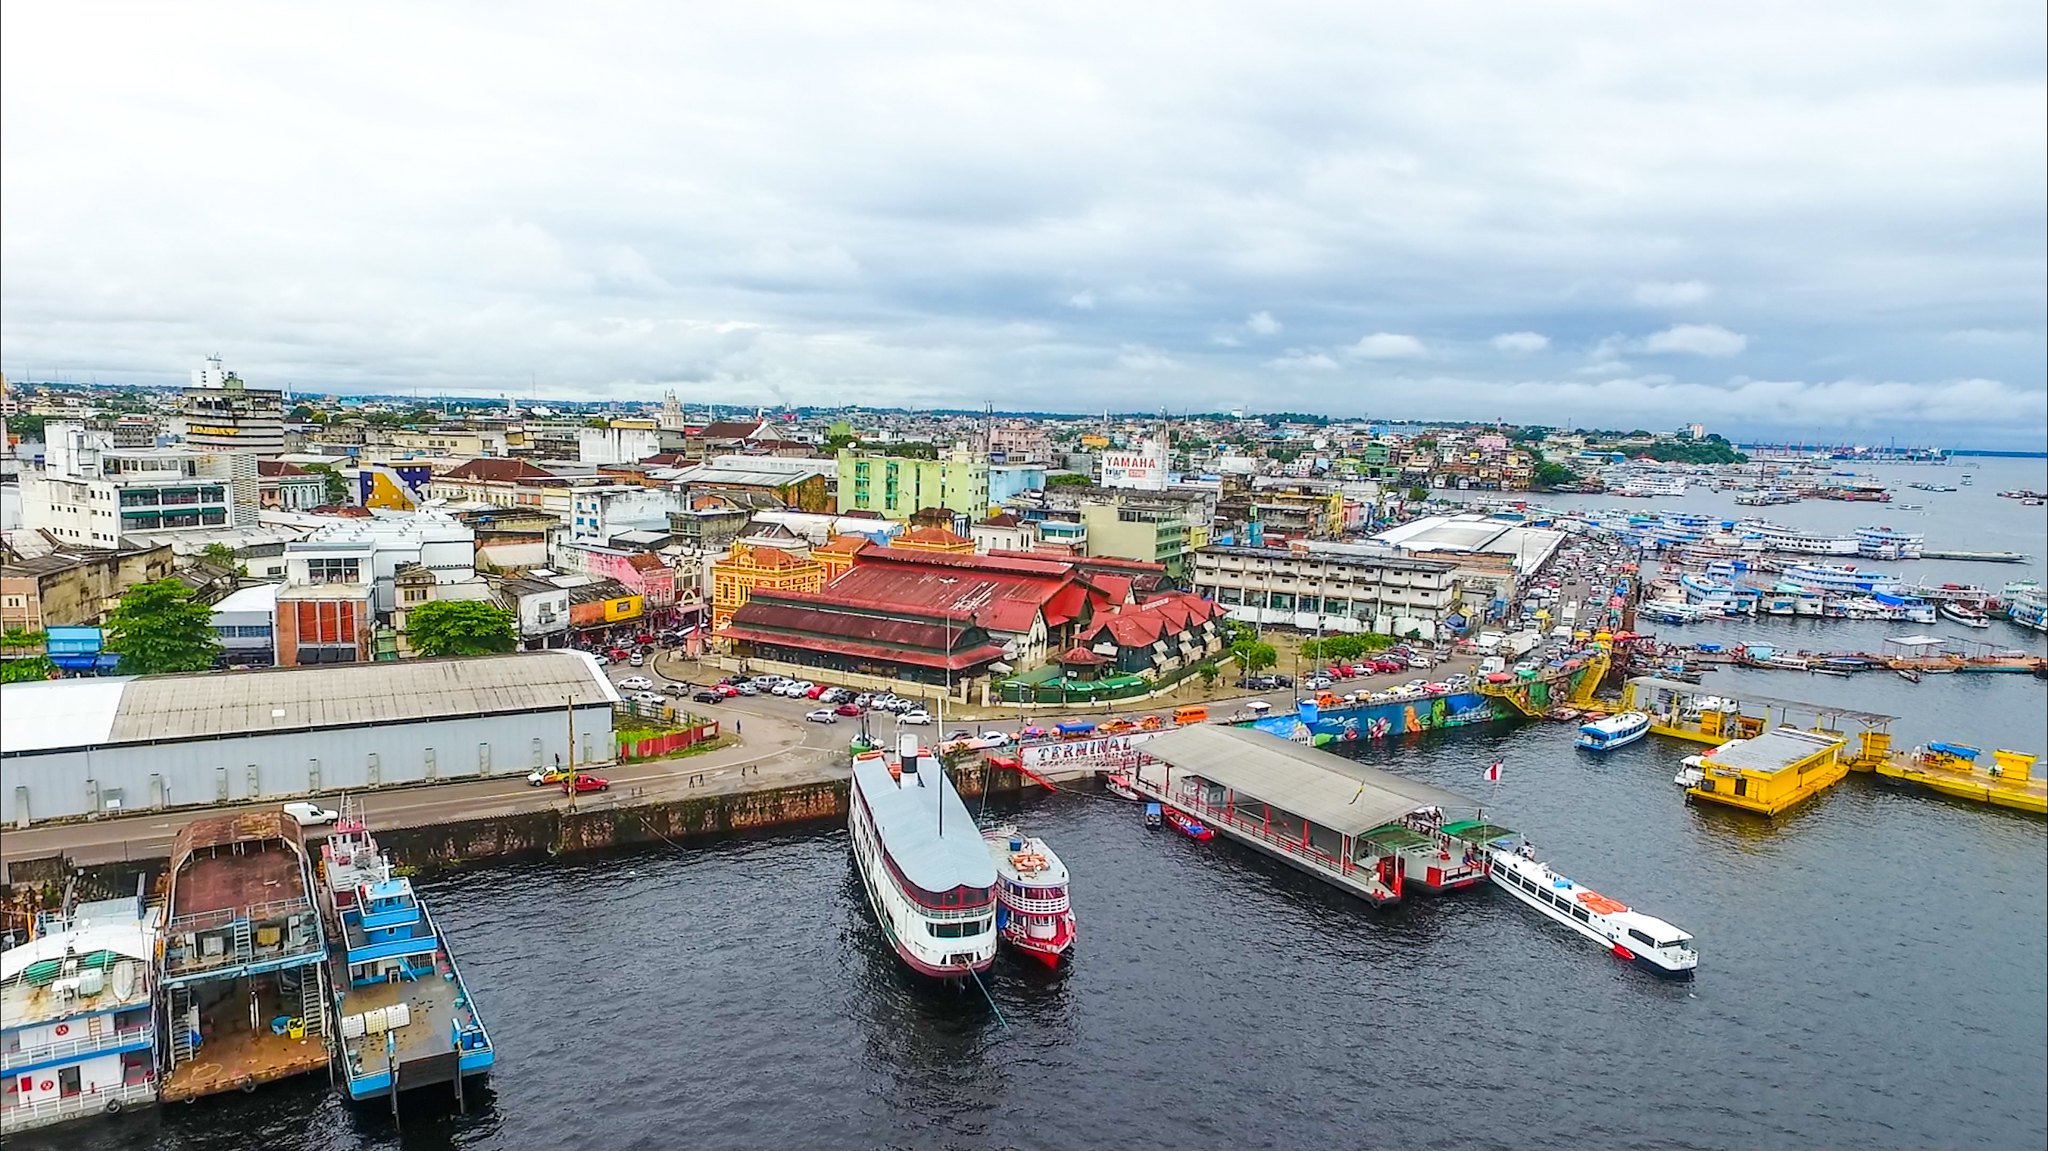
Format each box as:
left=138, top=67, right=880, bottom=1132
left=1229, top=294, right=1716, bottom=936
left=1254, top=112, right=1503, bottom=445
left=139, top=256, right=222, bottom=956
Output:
left=1169, top=792, right=1353, bottom=874
left=1002, top=892, right=1069, bottom=916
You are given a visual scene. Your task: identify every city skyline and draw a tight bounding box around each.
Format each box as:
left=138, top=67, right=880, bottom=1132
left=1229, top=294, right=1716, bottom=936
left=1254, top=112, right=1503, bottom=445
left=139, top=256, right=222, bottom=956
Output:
left=3, top=2, right=2044, bottom=448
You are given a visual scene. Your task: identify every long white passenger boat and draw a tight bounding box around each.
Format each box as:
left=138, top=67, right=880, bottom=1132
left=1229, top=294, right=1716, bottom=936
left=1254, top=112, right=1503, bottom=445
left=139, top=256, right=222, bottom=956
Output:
left=849, top=735, right=998, bottom=980
left=1488, top=848, right=1698, bottom=980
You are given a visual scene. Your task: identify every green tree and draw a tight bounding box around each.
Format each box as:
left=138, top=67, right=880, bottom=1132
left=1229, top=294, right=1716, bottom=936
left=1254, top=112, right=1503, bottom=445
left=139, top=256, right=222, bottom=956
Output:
left=305, top=464, right=351, bottom=505
left=1197, top=662, right=1220, bottom=690
left=1406, top=484, right=1429, bottom=502
left=1045, top=473, right=1092, bottom=488
left=405, top=600, right=518, bottom=657
left=1533, top=461, right=1580, bottom=488
left=1230, top=639, right=1277, bottom=674
left=105, top=579, right=222, bottom=675
left=1, top=628, right=55, bottom=683
left=585, top=417, right=612, bottom=429
left=288, top=404, right=316, bottom=421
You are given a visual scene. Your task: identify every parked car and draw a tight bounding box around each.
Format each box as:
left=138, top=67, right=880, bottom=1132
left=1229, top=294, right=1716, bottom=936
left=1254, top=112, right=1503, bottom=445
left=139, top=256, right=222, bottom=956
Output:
left=980, top=731, right=1013, bottom=744
left=805, top=684, right=830, bottom=700
left=715, top=683, right=739, bottom=697
left=804, top=708, right=839, bottom=724
left=734, top=682, right=758, bottom=695
left=618, top=675, right=655, bottom=691
left=945, top=729, right=973, bottom=742
left=628, top=652, right=644, bottom=667
left=527, top=765, right=574, bottom=786
left=692, top=690, right=726, bottom=704
left=562, top=774, right=610, bottom=794
left=1302, top=675, right=1333, bottom=690
left=629, top=691, right=666, bottom=706
left=608, top=646, right=631, bottom=661
left=853, top=693, right=874, bottom=709
left=592, top=654, right=611, bottom=667
left=661, top=682, right=691, bottom=697
left=834, top=702, right=863, bottom=716
left=899, top=709, right=932, bottom=726
left=282, top=801, right=337, bottom=826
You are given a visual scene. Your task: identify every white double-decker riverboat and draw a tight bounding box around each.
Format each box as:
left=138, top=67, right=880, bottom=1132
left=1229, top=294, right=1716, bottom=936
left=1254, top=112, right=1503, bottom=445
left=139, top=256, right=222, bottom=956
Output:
left=1488, top=848, right=1697, bottom=980
left=849, top=736, right=998, bottom=980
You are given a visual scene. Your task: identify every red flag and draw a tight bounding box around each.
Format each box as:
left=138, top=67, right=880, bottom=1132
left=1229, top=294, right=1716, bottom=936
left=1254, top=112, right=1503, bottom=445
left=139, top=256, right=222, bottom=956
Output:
left=1485, top=759, right=1503, bottom=782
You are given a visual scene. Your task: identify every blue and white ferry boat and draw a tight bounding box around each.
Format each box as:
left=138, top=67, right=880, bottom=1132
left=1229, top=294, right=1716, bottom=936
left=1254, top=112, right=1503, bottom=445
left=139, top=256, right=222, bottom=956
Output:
left=318, top=814, right=494, bottom=1104
left=1575, top=711, right=1651, bottom=752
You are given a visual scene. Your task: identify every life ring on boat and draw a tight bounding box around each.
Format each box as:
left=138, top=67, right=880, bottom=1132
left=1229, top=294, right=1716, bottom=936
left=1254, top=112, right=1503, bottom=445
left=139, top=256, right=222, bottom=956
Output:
left=106, top=1098, right=124, bottom=1114
left=53, top=1023, right=69, bottom=1037
left=1011, top=852, right=1047, bottom=872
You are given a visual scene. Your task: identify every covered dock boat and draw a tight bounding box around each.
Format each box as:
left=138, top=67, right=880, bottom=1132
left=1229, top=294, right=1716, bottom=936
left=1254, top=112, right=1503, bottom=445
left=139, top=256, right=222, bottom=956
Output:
left=1118, top=725, right=1477, bottom=905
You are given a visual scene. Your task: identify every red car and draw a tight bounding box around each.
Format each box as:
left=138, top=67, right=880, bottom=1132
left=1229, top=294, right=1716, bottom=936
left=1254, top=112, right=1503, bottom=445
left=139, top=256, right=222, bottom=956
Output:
left=806, top=684, right=829, bottom=699
left=1330, top=665, right=1355, bottom=679
left=608, top=646, right=631, bottom=661
left=561, top=774, right=610, bottom=794
left=834, top=702, right=863, bottom=716
left=715, top=683, right=739, bottom=697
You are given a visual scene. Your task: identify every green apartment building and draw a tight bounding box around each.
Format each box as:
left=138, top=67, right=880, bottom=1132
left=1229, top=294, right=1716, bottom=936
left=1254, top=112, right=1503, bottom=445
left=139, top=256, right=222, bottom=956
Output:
left=836, top=446, right=991, bottom=520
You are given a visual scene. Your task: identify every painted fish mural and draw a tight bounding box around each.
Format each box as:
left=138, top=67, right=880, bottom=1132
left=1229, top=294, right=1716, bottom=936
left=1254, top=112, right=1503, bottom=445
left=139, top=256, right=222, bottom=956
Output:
left=1245, top=692, right=1508, bottom=744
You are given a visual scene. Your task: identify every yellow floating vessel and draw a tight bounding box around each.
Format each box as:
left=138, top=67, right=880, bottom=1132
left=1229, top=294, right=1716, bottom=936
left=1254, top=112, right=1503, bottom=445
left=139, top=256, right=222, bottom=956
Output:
left=1861, top=744, right=2046, bottom=816
left=1680, top=728, right=1850, bottom=816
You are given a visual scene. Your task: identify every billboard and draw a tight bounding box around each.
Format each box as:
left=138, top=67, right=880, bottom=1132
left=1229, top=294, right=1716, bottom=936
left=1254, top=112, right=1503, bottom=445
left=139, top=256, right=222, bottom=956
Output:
left=1018, top=730, right=1162, bottom=768
left=1098, top=439, right=1168, bottom=490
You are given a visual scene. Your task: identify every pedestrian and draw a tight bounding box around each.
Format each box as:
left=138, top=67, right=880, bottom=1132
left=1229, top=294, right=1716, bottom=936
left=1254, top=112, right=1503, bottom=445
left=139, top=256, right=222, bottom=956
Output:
left=735, top=719, right=742, bottom=735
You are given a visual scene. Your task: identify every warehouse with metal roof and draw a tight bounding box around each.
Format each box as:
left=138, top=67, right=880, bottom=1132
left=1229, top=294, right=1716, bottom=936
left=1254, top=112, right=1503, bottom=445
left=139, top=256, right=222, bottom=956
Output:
left=0, top=651, right=618, bottom=825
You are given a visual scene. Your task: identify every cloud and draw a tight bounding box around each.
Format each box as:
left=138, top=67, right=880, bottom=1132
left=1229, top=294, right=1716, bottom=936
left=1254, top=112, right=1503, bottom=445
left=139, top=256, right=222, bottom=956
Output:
left=1641, top=324, right=1749, bottom=357
left=1634, top=280, right=1711, bottom=307
left=1116, top=344, right=1173, bottom=371
left=1351, top=333, right=1427, bottom=359
left=1246, top=310, right=1282, bottom=335
left=0, top=2, right=2041, bottom=447
left=1265, top=350, right=1339, bottom=371
left=1490, top=331, right=1549, bottom=353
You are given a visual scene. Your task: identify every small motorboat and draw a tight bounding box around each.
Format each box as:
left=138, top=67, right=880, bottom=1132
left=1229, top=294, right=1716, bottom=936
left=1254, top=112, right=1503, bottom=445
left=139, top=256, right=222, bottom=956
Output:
left=1810, top=667, right=1851, bottom=677
left=1896, top=668, right=1922, bottom=684
left=1104, top=774, right=1141, bottom=801
left=1143, top=802, right=1162, bottom=828
left=1162, top=808, right=1214, bottom=841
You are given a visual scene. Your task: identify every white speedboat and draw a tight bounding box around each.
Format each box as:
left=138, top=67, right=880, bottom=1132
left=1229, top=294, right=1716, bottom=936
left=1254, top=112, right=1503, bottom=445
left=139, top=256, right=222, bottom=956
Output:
left=1489, top=847, right=1698, bottom=980
left=1940, top=602, right=1992, bottom=629
left=849, top=735, right=998, bottom=979
left=1575, top=711, right=1650, bottom=752
left=983, top=825, right=1075, bottom=970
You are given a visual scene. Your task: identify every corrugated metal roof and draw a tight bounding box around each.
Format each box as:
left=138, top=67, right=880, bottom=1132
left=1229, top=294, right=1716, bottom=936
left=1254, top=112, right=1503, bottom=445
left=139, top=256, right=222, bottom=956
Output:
left=1, top=652, right=615, bottom=753
left=852, top=751, right=995, bottom=894
left=1706, top=728, right=1843, bottom=773
left=0, top=678, right=130, bottom=754
left=1142, top=725, right=1473, bottom=836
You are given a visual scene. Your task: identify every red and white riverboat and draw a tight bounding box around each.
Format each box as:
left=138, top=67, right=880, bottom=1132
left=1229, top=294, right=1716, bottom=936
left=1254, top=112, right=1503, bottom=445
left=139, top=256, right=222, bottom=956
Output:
left=983, top=825, right=1075, bottom=969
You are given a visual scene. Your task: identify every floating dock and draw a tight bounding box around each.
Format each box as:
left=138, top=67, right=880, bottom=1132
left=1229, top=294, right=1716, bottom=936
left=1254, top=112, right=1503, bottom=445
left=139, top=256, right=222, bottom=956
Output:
left=1919, top=549, right=2029, bottom=564
left=1623, top=676, right=1894, bottom=748
left=1857, top=745, right=2046, bottom=816
left=1681, top=728, right=1851, bottom=817
left=1116, top=724, right=1478, bottom=906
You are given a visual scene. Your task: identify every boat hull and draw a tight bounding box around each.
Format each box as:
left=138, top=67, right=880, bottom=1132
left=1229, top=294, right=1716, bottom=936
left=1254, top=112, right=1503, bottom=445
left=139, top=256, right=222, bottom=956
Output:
left=1488, top=870, right=1694, bottom=980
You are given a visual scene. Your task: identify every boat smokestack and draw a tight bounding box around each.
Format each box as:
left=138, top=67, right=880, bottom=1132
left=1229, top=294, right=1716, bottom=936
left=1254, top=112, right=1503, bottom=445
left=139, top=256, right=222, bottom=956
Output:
left=898, top=733, right=922, bottom=785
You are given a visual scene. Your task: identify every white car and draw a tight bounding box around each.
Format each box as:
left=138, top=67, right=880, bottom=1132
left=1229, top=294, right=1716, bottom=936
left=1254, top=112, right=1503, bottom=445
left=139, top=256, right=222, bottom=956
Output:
left=282, top=801, right=337, bottom=827
left=629, top=691, right=666, bottom=706
left=618, top=676, right=655, bottom=691
left=898, top=709, right=932, bottom=726
left=1302, top=675, right=1333, bottom=690
left=980, top=731, right=1012, bottom=744
left=804, top=708, right=838, bottom=724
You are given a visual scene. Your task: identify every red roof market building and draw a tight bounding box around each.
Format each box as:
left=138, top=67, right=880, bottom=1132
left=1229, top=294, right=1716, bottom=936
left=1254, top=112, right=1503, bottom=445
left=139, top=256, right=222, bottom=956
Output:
left=1073, top=591, right=1230, bottom=677
left=720, top=548, right=1131, bottom=685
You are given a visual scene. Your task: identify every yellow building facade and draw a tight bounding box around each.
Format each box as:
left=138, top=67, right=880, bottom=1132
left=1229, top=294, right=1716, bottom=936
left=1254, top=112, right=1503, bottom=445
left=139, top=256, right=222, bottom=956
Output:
left=711, top=543, right=824, bottom=633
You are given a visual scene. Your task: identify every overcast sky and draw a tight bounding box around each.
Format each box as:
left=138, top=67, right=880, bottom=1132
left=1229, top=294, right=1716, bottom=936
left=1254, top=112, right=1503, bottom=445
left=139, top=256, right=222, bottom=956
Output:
left=4, top=3, right=2044, bottom=447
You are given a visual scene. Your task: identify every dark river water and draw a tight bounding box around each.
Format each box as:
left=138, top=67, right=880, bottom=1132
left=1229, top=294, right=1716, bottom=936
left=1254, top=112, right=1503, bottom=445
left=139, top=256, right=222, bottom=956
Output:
left=26, top=458, right=2048, bottom=1151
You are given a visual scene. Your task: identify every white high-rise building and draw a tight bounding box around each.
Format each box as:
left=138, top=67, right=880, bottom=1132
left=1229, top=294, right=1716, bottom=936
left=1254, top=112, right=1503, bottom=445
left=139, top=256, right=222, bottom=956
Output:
left=24, top=423, right=238, bottom=545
